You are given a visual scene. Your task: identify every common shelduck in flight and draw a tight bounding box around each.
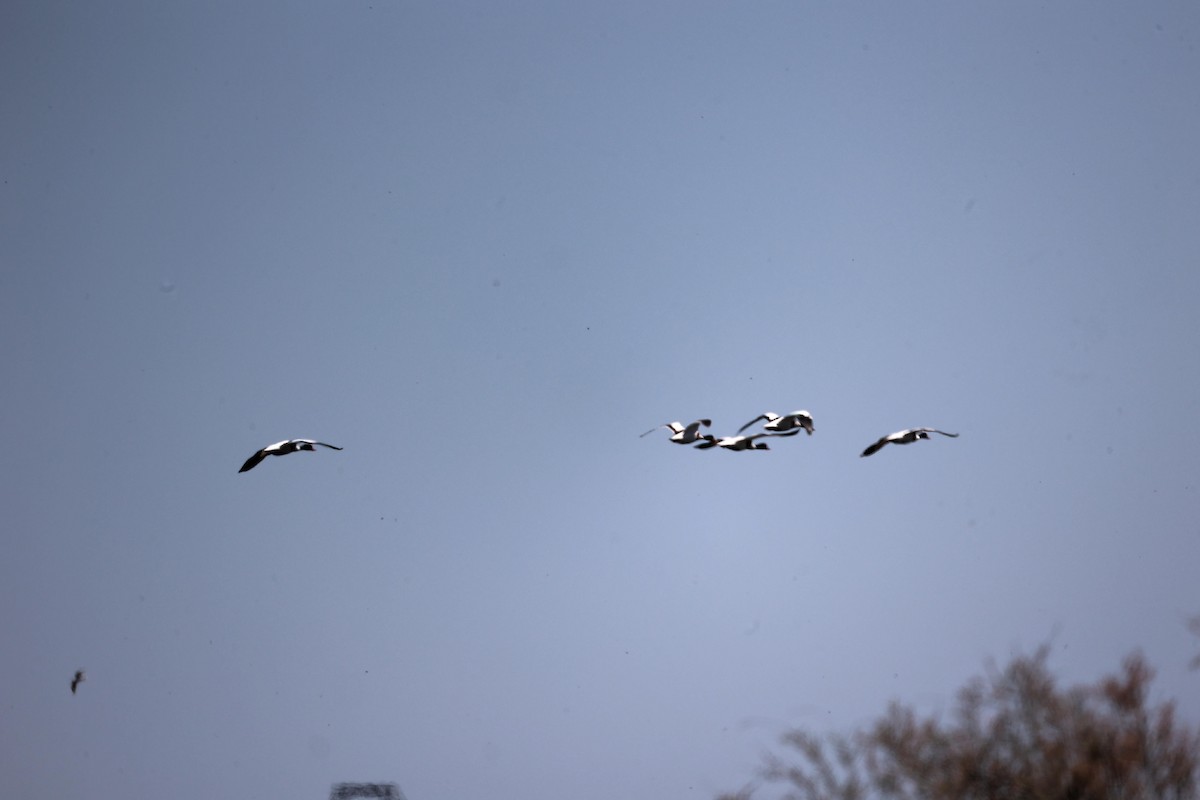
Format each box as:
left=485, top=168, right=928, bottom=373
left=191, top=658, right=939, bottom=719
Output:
left=639, top=419, right=714, bottom=445
left=737, top=410, right=814, bottom=436
left=860, top=428, right=958, bottom=457
left=239, top=439, right=344, bottom=473
left=694, top=431, right=798, bottom=451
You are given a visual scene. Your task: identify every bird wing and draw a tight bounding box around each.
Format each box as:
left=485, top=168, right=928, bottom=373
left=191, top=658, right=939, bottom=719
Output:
left=920, top=429, right=959, bottom=438
left=860, top=436, right=891, bottom=457
left=312, top=442, right=343, bottom=451
left=238, top=450, right=268, bottom=473
left=641, top=422, right=686, bottom=437
left=736, top=414, right=770, bottom=434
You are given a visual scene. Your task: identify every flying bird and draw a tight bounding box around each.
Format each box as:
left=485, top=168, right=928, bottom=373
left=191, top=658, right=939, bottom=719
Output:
left=860, top=428, right=959, bottom=457
left=239, top=439, right=344, bottom=473
left=694, top=431, right=797, bottom=451
left=639, top=419, right=714, bottom=445
left=737, top=410, right=815, bottom=436
left=71, top=670, right=85, bottom=695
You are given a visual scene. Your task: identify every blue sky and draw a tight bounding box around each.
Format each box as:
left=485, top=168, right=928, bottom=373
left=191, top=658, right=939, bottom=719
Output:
left=3, top=3, right=1199, bottom=799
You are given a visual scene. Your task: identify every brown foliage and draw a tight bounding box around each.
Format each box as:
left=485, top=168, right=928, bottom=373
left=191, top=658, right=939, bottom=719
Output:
left=724, top=646, right=1200, bottom=800
left=1189, top=616, right=1200, bottom=672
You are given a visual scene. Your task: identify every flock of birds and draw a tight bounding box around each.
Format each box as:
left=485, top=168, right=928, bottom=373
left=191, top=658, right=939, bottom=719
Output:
left=640, top=409, right=959, bottom=457
left=68, top=417, right=958, bottom=693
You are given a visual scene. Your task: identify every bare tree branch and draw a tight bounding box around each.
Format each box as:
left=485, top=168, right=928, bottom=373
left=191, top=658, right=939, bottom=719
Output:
left=728, top=647, right=1200, bottom=800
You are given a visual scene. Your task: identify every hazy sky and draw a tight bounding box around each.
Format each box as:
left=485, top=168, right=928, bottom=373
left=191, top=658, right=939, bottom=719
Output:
left=3, top=3, right=1199, bottom=799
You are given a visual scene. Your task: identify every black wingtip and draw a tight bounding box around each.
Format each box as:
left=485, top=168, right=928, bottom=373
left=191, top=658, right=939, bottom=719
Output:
left=735, top=415, right=762, bottom=435
left=238, top=454, right=263, bottom=473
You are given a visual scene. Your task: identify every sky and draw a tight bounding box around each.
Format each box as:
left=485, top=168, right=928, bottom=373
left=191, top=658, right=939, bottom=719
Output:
left=2, top=2, right=1199, bottom=798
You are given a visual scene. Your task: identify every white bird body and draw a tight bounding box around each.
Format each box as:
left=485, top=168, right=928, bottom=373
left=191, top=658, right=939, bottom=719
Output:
left=694, top=432, right=790, bottom=451
left=640, top=419, right=714, bottom=445
left=860, top=428, right=958, bottom=457
left=239, top=439, right=343, bottom=473
left=737, top=410, right=814, bottom=436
